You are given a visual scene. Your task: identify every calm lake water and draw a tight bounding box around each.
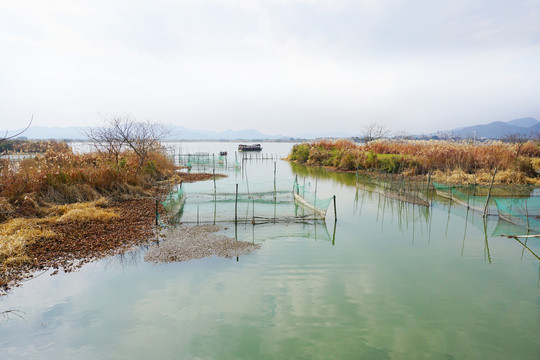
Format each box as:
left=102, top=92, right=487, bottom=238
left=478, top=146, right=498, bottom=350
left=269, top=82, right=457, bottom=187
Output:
left=1, top=142, right=539, bottom=359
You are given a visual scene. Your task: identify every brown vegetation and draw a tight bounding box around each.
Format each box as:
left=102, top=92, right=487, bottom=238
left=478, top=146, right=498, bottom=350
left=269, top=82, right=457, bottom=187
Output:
left=288, top=139, right=540, bottom=185
left=0, top=141, right=175, bottom=215
left=0, top=138, right=179, bottom=294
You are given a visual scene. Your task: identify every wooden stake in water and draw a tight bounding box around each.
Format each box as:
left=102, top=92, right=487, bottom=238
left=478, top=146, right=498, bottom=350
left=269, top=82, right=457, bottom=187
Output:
left=483, top=167, right=497, bottom=217
left=333, top=195, right=337, bottom=220
left=235, top=183, right=238, bottom=224
left=314, top=177, right=318, bottom=217
left=274, top=161, right=277, bottom=201
left=213, top=169, right=216, bottom=192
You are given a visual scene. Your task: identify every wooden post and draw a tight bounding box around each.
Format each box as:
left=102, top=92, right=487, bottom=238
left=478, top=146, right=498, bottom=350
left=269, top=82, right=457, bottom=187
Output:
left=197, top=204, right=199, bottom=225
left=483, top=167, right=497, bottom=217
left=314, top=177, right=318, bottom=207
left=213, top=168, right=216, bottom=192
left=274, top=161, right=277, bottom=201
left=235, top=183, right=238, bottom=224
left=332, top=218, right=337, bottom=246
left=333, top=195, right=337, bottom=220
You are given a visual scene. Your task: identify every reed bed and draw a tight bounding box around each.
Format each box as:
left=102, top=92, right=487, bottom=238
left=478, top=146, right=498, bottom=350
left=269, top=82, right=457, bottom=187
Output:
left=289, top=139, right=540, bottom=185
left=0, top=142, right=176, bottom=219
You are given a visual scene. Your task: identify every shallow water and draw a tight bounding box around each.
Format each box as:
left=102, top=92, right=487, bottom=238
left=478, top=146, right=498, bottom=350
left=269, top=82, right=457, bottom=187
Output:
left=1, top=142, right=539, bottom=359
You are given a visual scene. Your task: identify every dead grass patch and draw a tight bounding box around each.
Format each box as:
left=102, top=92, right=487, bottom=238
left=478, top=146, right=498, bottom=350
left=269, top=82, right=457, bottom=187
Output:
left=0, top=218, right=56, bottom=265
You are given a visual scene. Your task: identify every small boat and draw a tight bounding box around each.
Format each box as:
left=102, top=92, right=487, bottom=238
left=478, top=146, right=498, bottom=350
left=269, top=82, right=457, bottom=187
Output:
left=238, top=144, right=262, bottom=152
left=219, top=151, right=227, bottom=156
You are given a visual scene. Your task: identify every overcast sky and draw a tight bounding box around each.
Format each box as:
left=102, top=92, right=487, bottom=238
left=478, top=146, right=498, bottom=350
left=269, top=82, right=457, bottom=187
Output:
left=1, top=0, right=539, bottom=136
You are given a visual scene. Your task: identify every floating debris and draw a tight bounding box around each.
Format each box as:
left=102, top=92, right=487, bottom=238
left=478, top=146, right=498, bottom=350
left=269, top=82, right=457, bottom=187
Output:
left=144, top=225, right=260, bottom=263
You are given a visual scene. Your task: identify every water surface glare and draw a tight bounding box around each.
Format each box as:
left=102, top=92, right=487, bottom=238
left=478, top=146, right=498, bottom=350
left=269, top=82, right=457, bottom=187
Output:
left=1, top=142, right=539, bottom=359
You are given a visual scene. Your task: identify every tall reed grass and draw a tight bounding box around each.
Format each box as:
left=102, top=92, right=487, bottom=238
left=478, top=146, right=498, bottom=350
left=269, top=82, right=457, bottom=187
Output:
left=288, top=139, right=540, bottom=184
left=0, top=142, right=176, bottom=218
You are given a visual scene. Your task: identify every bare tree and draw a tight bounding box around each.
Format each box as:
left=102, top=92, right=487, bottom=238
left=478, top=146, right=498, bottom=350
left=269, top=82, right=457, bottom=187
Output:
left=360, top=123, right=390, bottom=143
left=86, top=114, right=169, bottom=168
left=85, top=123, right=124, bottom=164
left=502, top=131, right=531, bottom=159
left=0, top=116, right=33, bottom=156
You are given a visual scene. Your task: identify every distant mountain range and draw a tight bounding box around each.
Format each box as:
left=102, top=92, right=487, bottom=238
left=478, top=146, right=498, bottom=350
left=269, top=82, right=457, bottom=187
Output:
left=4, top=117, right=538, bottom=140
left=3, top=124, right=351, bottom=141
left=444, top=117, right=539, bottom=139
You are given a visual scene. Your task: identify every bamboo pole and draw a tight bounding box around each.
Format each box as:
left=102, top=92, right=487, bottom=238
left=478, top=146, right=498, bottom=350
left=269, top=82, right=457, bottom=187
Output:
left=483, top=167, right=497, bottom=217
left=332, top=218, right=337, bottom=246
left=314, top=177, right=318, bottom=218
left=235, top=184, right=238, bottom=224
left=274, top=161, right=277, bottom=201
left=333, top=195, right=337, bottom=220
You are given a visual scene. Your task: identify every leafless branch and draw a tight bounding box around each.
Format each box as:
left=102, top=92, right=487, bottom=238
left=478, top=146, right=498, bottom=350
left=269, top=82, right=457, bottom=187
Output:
left=0, top=115, right=33, bottom=156
left=360, top=123, right=390, bottom=143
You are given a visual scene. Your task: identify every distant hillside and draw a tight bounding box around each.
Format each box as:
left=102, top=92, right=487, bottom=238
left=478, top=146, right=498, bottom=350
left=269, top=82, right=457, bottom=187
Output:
left=447, top=117, right=539, bottom=139
left=3, top=124, right=349, bottom=141
left=3, top=125, right=297, bottom=141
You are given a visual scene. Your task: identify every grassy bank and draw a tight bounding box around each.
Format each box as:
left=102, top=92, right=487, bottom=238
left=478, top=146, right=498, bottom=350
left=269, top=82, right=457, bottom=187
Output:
left=288, top=139, right=540, bottom=185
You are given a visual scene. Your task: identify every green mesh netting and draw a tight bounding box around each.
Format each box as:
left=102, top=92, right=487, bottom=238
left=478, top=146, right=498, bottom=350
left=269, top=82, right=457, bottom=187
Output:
left=178, top=176, right=326, bottom=224
left=356, top=176, right=430, bottom=206
left=494, top=197, right=540, bottom=232
left=432, top=182, right=451, bottom=190
left=293, top=178, right=333, bottom=218
left=159, top=186, right=186, bottom=225
left=450, top=188, right=498, bottom=215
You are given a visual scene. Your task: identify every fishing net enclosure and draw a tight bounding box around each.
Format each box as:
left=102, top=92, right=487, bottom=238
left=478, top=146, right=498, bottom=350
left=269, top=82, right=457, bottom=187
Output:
left=494, top=197, right=540, bottom=232
left=158, top=186, right=185, bottom=225
left=433, top=181, right=540, bottom=234
left=293, top=177, right=333, bottom=218
left=449, top=187, right=498, bottom=215
left=177, top=175, right=334, bottom=225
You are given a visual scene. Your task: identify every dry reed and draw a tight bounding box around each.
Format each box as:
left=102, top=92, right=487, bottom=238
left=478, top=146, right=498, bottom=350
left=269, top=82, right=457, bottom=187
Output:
left=289, top=139, right=540, bottom=184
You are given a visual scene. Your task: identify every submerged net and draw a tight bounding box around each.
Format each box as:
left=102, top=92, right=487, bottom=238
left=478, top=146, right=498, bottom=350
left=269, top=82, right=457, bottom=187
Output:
left=177, top=153, right=241, bottom=171
left=293, top=178, right=333, bottom=218
left=494, top=197, right=540, bottom=232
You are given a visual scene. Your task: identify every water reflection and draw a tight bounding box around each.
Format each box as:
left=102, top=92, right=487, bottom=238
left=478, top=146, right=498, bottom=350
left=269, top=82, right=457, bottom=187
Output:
left=0, top=309, right=26, bottom=325
left=2, top=152, right=539, bottom=359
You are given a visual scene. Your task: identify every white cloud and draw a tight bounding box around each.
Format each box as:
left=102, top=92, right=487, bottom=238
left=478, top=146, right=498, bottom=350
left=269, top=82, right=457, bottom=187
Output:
left=1, top=0, right=539, bottom=134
